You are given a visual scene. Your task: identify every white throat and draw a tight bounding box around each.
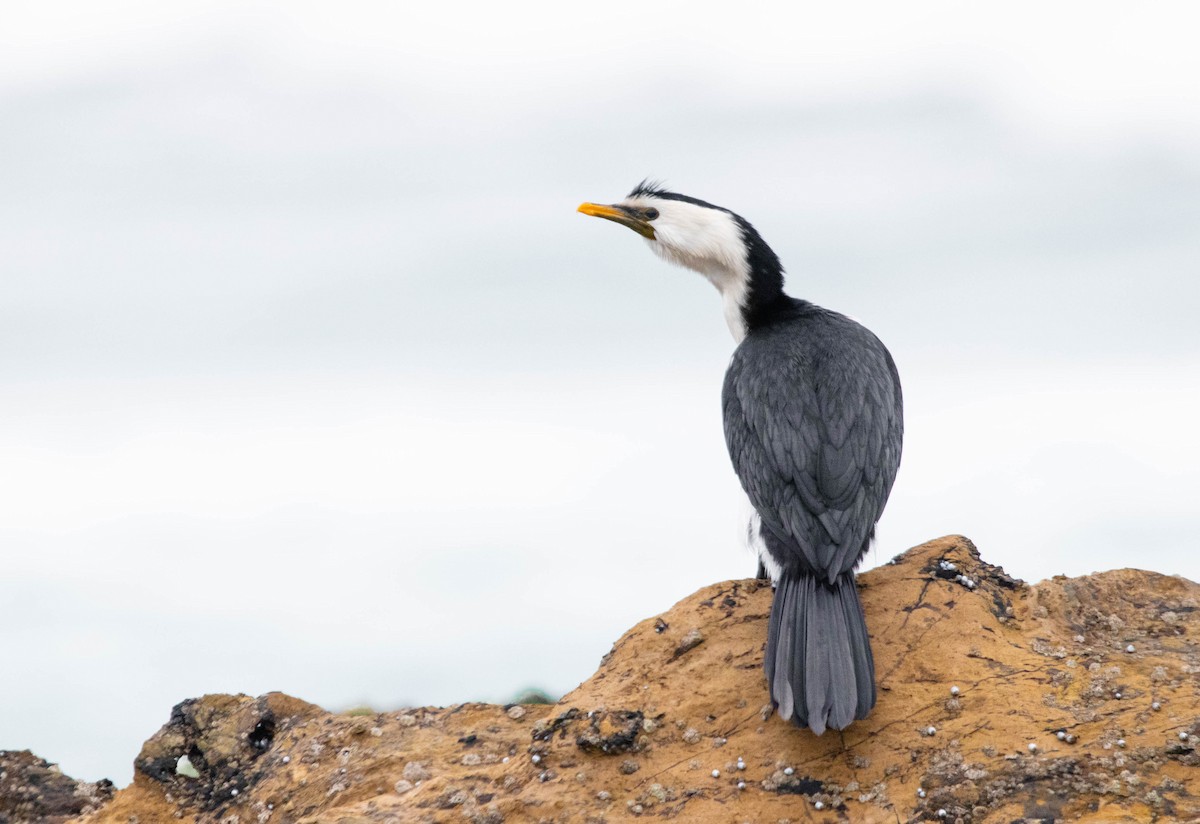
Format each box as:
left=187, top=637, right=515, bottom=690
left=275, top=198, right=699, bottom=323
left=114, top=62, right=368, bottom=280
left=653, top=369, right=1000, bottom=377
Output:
left=718, top=274, right=750, bottom=343
left=673, top=252, right=750, bottom=343
left=627, top=198, right=751, bottom=343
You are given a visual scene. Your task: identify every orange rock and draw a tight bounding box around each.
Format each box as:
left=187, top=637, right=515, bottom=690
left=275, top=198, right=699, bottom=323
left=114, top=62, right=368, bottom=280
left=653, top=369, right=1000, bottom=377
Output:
left=69, top=536, right=1200, bottom=823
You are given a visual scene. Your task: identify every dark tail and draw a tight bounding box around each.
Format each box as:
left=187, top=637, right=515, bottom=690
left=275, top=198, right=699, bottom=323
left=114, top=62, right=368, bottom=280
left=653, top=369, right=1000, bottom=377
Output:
left=764, top=572, right=875, bottom=735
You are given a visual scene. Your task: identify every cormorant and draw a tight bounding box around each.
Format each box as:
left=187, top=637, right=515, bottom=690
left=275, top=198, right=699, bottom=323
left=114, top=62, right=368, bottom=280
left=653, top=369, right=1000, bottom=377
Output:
left=578, top=182, right=903, bottom=734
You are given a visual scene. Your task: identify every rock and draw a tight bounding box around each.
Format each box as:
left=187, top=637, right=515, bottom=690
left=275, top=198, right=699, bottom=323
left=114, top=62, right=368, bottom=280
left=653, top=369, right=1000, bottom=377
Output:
left=35, top=536, right=1200, bottom=823
left=0, top=750, right=113, bottom=823
left=132, top=692, right=318, bottom=815
left=401, top=761, right=430, bottom=781
left=671, top=628, right=704, bottom=660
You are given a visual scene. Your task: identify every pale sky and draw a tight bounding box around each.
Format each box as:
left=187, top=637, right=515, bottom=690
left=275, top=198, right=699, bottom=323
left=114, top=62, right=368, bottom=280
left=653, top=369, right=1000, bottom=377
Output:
left=2, top=0, right=1199, bottom=785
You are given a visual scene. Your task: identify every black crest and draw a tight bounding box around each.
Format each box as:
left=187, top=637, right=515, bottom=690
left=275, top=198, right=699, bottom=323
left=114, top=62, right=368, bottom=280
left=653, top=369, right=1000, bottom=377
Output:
left=627, top=180, right=725, bottom=212
left=627, top=179, right=668, bottom=199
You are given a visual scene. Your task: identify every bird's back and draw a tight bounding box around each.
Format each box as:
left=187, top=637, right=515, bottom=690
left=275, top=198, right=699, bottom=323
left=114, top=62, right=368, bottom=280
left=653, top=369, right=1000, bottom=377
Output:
left=722, top=299, right=903, bottom=582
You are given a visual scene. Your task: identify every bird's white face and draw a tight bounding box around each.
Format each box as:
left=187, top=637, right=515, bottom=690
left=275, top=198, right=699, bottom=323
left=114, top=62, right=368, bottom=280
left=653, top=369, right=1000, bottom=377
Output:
left=578, top=194, right=753, bottom=341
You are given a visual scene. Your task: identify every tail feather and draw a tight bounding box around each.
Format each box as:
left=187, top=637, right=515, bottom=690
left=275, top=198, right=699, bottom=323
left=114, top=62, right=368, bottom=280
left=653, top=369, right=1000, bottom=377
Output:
left=766, top=574, right=800, bottom=716
left=839, top=575, right=877, bottom=719
left=765, top=572, right=875, bottom=735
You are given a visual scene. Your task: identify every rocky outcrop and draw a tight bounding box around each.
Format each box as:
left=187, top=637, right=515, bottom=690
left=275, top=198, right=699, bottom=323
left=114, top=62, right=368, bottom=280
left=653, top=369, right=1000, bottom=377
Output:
left=0, top=750, right=113, bottom=824
left=32, top=536, right=1200, bottom=821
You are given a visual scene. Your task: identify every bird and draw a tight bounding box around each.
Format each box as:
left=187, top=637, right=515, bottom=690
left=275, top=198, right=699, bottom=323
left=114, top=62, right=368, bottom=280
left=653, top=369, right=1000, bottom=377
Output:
left=578, top=182, right=903, bottom=735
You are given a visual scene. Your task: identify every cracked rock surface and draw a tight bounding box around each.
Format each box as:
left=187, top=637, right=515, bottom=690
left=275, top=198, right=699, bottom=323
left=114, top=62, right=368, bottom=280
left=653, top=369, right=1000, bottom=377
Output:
left=44, top=536, right=1200, bottom=822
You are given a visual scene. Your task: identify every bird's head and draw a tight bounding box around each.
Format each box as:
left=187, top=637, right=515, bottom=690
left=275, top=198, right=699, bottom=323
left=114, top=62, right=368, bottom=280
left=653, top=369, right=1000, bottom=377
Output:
left=578, top=181, right=785, bottom=341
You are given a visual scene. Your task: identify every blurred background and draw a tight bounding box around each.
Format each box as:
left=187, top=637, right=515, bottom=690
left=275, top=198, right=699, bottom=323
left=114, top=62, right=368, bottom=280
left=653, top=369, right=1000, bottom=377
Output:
left=3, top=0, right=1198, bottom=785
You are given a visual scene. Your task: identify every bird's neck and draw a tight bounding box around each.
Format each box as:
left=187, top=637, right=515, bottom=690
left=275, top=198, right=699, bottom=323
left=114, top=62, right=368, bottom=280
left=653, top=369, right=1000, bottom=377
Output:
left=698, top=261, right=787, bottom=343
left=713, top=234, right=788, bottom=343
left=653, top=211, right=789, bottom=342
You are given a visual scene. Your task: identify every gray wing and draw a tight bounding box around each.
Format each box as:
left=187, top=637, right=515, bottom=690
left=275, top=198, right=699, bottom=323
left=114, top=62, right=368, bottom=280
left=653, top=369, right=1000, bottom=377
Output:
left=722, top=313, right=903, bottom=584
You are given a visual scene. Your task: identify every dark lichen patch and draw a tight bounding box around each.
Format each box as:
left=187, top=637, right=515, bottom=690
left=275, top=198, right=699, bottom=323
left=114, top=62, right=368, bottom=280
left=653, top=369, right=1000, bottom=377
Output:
left=575, top=710, right=645, bottom=755
left=761, top=768, right=826, bottom=796
left=249, top=717, right=275, bottom=751
left=530, top=708, right=581, bottom=743
left=931, top=560, right=961, bottom=582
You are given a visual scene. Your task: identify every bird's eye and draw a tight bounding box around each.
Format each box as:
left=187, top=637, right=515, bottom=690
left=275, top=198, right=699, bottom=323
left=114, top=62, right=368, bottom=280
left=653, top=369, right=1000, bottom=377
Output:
left=644, top=208, right=659, bottom=220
